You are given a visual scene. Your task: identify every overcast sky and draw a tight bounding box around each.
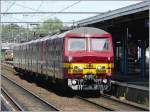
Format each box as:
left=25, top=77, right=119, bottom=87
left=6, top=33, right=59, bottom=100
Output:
left=1, top=1, right=142, bottom=26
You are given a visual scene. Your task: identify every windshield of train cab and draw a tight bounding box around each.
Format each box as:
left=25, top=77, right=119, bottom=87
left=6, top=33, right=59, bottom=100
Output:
left=91, top=38, right=110, bottom=51
left=68, top=38, right=86, bottom=51
left=67, top=37, right=110, bottom=52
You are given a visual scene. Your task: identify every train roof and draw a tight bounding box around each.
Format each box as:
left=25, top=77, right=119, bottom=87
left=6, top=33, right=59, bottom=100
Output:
left=58, top=27, right=109, bottom=37
left=15, top=27, right=110, bottom=46
left=67, top=27, right=109, bottom=34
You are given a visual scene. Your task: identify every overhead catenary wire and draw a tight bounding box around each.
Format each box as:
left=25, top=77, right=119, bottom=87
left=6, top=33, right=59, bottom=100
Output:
left=1, top=0, right=102, bottom=26
left=4, top=1, right=16, bottom=12
left=36, top=1, right=44, bottom=11
left=14, top=3, right=43, bottom=12
left=38, top=0, right=81, bottom=22
left=1, top=1, right=102, bottom=24
left=2, top=14, right=28, bottom=23
left=1, top=21, right=77, bottom=24
left=2, top=1, right=45, bottom=23
left=1, top=11, right=102, bottom=15
left=1, top=0, right=112, bottom=1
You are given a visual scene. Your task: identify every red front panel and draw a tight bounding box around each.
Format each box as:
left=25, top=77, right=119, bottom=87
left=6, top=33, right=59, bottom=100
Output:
left=63, top=33, right=114, bottom=78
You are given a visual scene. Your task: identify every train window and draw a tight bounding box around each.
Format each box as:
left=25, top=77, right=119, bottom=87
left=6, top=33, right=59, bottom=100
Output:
left=68, top=38, right=86, bottom=51
left=91, top=38, right=110, bottom=51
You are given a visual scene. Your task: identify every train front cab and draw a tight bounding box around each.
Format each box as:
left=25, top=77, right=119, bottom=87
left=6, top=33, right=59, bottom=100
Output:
left=64, top=34, right=114, bottom=92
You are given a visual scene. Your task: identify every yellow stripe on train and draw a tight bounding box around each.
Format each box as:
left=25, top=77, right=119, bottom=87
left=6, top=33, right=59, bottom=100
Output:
left=64, top=63, right=114, bottom=74
left=64, top=63, right=114, bottom=68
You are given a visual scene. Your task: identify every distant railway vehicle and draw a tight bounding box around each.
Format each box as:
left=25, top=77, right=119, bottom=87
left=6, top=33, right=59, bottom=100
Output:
left=14, top=27, right=114, bottom=92
left=4, top=50, right=13, bottom=61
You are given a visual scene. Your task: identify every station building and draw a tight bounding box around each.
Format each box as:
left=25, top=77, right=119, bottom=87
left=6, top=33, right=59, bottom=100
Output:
left=77, top=1, right=149, bottom=82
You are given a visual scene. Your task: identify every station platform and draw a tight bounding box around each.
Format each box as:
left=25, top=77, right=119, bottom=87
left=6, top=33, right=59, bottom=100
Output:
left=112, top=72, right=149, bottom=87
left=110, top=72, right=149, bottom=106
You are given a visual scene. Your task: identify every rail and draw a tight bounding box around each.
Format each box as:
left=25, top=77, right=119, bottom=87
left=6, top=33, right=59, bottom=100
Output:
left=2, top=62, right=149, bottom=111
left=77, top=94, right=149, bottom=111
left=77, top=96, right=114, bottom=111
left=1, top=74, right=60, bottom=111
left=1, top=87, right=24, bottom=111
left=101, top=94, right=149, bottom=110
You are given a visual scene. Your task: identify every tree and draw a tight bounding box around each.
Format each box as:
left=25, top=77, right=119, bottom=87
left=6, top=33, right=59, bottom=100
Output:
left=1, top=18, right=63, bottom=42
left=1, top=23, right=34, bottom=43
left=1, top=24, right=21, bottom=42
left=34, top=18, right=63, bottom=35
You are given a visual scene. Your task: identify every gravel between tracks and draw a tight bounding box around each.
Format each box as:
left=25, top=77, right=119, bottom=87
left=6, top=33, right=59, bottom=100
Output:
left=1, top=64, right=106, bottom=111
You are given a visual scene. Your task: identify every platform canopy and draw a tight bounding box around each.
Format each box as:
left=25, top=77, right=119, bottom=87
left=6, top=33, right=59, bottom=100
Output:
left=77, top=1, right=149, bottom=26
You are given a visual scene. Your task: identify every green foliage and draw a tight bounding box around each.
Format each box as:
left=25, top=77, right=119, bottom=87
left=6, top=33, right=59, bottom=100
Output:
left=34, top=18, right=63, bottom=35
left=1, top=18, right=63, bottom=42
left=1, top=24, right=28, bottom=42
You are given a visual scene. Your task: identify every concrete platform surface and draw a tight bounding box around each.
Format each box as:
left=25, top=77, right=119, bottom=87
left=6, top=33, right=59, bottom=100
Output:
left=112, top=72, right=149, bottom=87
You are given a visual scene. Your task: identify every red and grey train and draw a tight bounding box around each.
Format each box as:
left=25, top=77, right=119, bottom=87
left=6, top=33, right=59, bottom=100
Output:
left=14, top=27, right=114, bottom=92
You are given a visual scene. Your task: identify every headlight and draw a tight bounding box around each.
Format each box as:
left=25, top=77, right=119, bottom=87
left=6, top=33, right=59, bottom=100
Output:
left=102, top=79, right=107, bottom=84
left=78, top=66, right=83, bottom=71
left=101, top=66, right=105, bottom=70
left=74, top=66, right=78, bottom=70
left=97, top=66, right=101, bottom=70
left=72, top=80, right=77, bottom=85
left=74, top=66, right=83, bottom=72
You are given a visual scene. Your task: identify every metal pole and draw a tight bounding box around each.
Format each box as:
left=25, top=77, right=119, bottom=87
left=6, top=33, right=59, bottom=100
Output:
left=73, top=20, right=75, bottom=28
left=9, top=25, right=11, bottom=43
left=140, top=41, right=146, bottom=78
left=11, top=29, right=13, bottom=43
left=121, top=28, right=128, bottom=74
left=18, top=28, right=20, bottom=43
left=124, top=27, right=128, bottom=74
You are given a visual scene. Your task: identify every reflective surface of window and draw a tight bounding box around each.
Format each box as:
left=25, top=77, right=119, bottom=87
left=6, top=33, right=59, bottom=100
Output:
left=68, top=38, right=86, bottom=51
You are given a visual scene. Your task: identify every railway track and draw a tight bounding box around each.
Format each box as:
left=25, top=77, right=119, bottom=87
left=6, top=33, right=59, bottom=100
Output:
left=1, top=88, right=24, bottom=111
left=1, top=73, right=111, bottom=111
left=77, top=96, right=114, bottom=111
left=2, top=63, right=149, bottom=111
left=1, top=74, right=60, bottom=111
left=77, top=94, right=149, bottom=111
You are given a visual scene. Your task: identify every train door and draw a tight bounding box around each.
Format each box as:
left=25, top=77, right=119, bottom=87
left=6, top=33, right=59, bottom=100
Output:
left=21, top=45, right=24, bottom=69
left=55, top=39, right=60, bottom=79
left=39, top=41, right=44, bottom=74
left=25, top=45, right=27, bottom=70
left=45, top=40, right=48, bottom=76
left=47, top=39, right=52, bottom=77
left=58, top=38, right=64, bottom=79
left=36, top=42, right=39, bottom=74
left=43, top=41, right=47, bottom=75
left=19, top=46, right=21, bottom=68
left=31, top=44, right=33, bottom=72
left=28, top=44, right=30, bottom=71
left=32, top=43, right=34, bottom=72
left=50, top=39, right=56, bottom=79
